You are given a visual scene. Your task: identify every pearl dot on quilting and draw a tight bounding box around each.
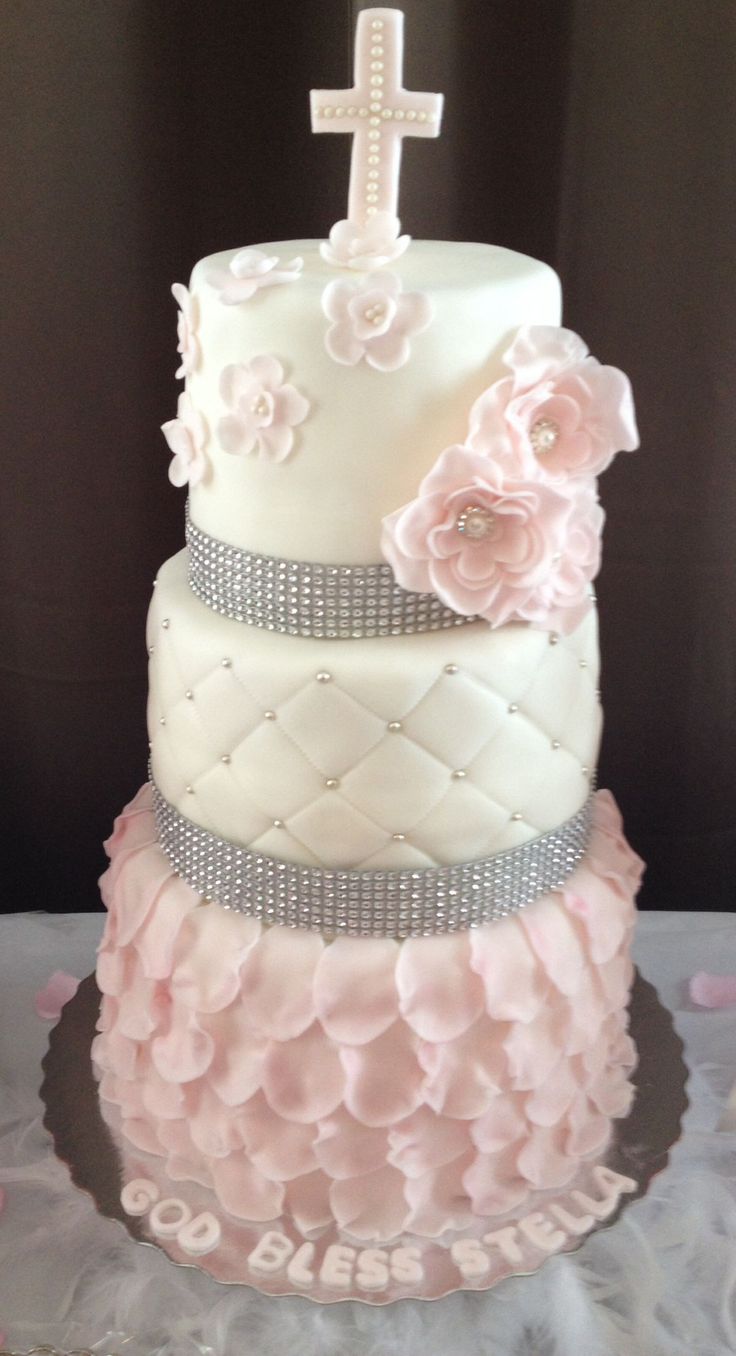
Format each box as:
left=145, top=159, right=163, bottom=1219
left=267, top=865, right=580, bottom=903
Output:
left=582, top=766, right=590, bottom=776
left=579, top=659, right=588, bottom=669
left=186, top=785, right=194, bottom=795
left=161, top=618, right=170, bottom=629
left=325, top=778, right=340, bottom=790
left=185, top=690, right=193, bottom=700
left=551, top=740, right=561, bottom=750
left=316, top=671, right=332, bottom=683
left=148, top=645, right=155, bottom=655
left=387, top=721, right=402, bottom=732
left=222, top=657, right=232, bottom=667
left=392, top=833, right=406, bottom=842
left=511, top=811, right=523, bottom=821
left=508, top=702, right=519, bottom=713
left=264, top=710, right=276, bottom=720
left=159, top=716, right=166, bottom=726
left=273, top=819, right=284, bottom=829
left=221, top=754, right=231, bottom=764
left=451, top=769, right=467, bottom=780
left=444, top=663, right=458, bottom=674
left=549, top=633, right=559, bottom=646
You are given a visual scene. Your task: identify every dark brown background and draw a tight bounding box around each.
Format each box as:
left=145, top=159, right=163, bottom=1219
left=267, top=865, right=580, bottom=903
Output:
left=1, top=0, right=734, bottom=915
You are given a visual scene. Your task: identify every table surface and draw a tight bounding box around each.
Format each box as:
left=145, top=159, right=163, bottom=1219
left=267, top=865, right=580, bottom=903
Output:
left=1, top=909, right=736, bottom=1356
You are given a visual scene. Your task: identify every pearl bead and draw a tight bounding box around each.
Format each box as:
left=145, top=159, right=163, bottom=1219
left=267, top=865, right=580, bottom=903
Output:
left=185, top=690, right=193, bottom=700
left=451, top=769, right=467, bottom=780
left=148, top=645, right=155, bottom=655
left=159, top=716, right=166, bottom=725
left=323, top=106, right=334, bottom=117
left=161, top=618, right=170, bottom=629
left=530, top=416, right=561, bottom=455
left=582, top=766, right=590, bottom=776
left=387, top=721, right=402, bottom=732
left=316, top=671, right=332, bottom=683
left=508, top=702, right=519, bottom=713
left=186, top=785, right=194, bottom=795
left=273, top=819, right=284, bottom=829
left=222, top=657, right=232, bottom=667
left=444, top=664, right=458, bottom=674
left=549, top=634, right=559, bottom=646
left=551, top=740, right=561, bottom=750
left=579, top=659, right=588, bottom=668
left=325, top=778, right=340, bottom=789
left=511, top=811, right=523, bottom=821
left=392, top=833, right=406, bottom=842
left=335, top=105, right=345, bottom=116
left=264, top=710, right=276, bottom=720
left=221, top=754, right=231, bottom=763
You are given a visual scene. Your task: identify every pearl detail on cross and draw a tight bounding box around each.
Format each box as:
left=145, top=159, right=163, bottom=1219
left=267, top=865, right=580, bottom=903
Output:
left=310, top=8, right=443, bottom=228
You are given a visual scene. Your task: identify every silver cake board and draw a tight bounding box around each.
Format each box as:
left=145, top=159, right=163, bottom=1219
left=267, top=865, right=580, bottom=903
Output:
left=40, top=971, right=688, bottom=1305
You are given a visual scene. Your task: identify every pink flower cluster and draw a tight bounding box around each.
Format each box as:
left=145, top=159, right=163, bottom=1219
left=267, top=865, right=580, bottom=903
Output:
left=382, top=326, right=638, bottom=634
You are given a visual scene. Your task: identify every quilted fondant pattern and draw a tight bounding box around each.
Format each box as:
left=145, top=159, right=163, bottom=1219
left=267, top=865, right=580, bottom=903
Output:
left=147, top=552, right=601, bottom=868
left=94, top=784, right=642, bottom=1243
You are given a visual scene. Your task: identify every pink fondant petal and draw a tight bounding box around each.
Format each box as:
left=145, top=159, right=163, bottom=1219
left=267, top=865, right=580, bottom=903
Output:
left=469, top=1094, right=527, bottom=1152
left=171, top=906, right=260, bottom=1014
left=187, top=1085, right=243, bottom=1159
left=325, top=321, right=365, bottom=366
left=239, top=924, right=321, bottom=1039
left=134, top=876, right=198, bottom=980
left=565, top=1090, right=612, bottom=1157
left=151, top=1010, right=214, bottom=1084
left=396, top=932, right=484, bottom=1041
left=35, top=971, right=80, bottom=1020
left=419, top=1017, right=508, bottom=1119
left=365, top=331, right=410, bottom=372
left=262, top=1022, right=344, bottom=1123
left=404, top=1149, right=476, bottom=1237
left=210, top=1152, right=284, bottom=1222
left=503, top=1008, right=565, bottom=1091
left=340, top=1022, right=425, bottom=1128
left=387, top=1105, right=470, bottom=1178
left=525, top=1059, right=579, bottom=1126
left=238, top=1091, right=319, bottom=1182
left=330, top=1165, right=409, bottom=1242
left=257, top=420, right=293, bottom=462
left=521, top=899, right=586, bottom=996
left=462, top=1144, right=530, bottom=1216
left=201, top=1003, right=268, bottom=1107
left=122, top=1117, right=165, bottom=1156
left=516, top=1124, right=578, bottom=1190
left=313, top=936, right=399, bottom=1044
left=470, top=917, right=547, bottom=1022
left=285, top=1169, right=334, bottom=1234
left=314, top=1108, right=390, bottom=1181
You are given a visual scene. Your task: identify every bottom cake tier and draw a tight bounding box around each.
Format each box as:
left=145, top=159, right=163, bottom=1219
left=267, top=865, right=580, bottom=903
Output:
left=92, top=785, right=643, bottom=1244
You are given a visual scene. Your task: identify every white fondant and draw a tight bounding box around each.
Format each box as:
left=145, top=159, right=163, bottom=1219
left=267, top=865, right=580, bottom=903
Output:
left=482, top=1227, right=525, bottom=1266
left=149, top=1197, right=192, bottom=1238
left=549, top=1201, right=595, bottom=1235
left=355, top=1246, right=391, bottom=1291
left=389, top=1245, right=424, bottom=1285
left=592, top=1165, right=637, bottom=1197
left=286, top=1240, right=316, bottom=1288
left=177, top=1210, right=222, bottom=1256
left=120, top=1178, right=159, bottom=1216
left=451, top=1238, right=491, bottom=1280
left=518, top=1211, right=567, bottom=1254
left=319, top=1242, right=357, bottom=1289
left=147, top=551, right=601, bottom=869
left=248, top=1229, right=294, bottom=1275
left=185, top=240, right=561, bottom=563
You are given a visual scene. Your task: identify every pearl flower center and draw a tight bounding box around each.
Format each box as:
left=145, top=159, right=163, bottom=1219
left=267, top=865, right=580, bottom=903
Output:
left=456, top=505, right=497, bottom=542
left=529, top=416, right=561, bottom=454
left=250, top=394, right=271, bottom=418
left=364, top=302, right=387, bottom=326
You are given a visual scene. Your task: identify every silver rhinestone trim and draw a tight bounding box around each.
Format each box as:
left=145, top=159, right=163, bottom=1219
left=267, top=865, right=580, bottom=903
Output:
left=185, top=505, right=477, bottom=639
left=151, top=778, right=594, bottom=938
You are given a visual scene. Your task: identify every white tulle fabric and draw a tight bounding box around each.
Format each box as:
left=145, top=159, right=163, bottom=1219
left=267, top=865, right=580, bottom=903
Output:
left=92, top=786, right=641, bottom=1243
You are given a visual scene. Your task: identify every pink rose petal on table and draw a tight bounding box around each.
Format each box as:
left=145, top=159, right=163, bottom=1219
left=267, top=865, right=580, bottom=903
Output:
left=35, top=970, right=80, bottom=1020
left=689, top=972, right=736, bottom=1008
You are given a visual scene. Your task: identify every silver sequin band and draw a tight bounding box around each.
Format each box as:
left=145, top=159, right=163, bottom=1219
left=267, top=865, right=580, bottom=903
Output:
left=185, top=506, right=476, bottom=639
left=151, top=779, right=594, bottom=938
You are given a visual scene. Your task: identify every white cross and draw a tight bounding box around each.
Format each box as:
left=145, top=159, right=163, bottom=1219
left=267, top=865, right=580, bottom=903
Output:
left=310, top=8, right=444, bottom=228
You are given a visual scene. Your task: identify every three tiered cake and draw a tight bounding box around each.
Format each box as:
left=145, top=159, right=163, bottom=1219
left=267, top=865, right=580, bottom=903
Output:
left=92, top=7, right=643, bottom=1286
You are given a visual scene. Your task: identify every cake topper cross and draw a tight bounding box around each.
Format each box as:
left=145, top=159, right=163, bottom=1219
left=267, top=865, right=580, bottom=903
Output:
left=310, top=8, right=443, bottom=229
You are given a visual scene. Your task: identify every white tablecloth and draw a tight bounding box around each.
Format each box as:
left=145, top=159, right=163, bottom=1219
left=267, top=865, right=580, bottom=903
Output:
left=1, top=910, right=736, bottom=1356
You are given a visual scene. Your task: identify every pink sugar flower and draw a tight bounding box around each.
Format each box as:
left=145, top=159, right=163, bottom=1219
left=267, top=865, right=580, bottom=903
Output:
left=171, top=282, right=200, bottom=378
left=382, top=444, right=603, bottom=633
left=322, top=270, right=433, bottom=372
left=320, top=212, right=411, bottom=271
left=208, top=248, right=303, bottom=305
left=217, top=355, right=310, bottom=462
left=35, top=971, right=80, bottom=1020
left=161, top=392, right=209, bottom=488
left=468, top=326, right=639, bottom=480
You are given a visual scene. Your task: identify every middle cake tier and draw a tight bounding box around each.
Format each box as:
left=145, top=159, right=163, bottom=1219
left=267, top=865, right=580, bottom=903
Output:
left=148, top=550, right=601, bottom=871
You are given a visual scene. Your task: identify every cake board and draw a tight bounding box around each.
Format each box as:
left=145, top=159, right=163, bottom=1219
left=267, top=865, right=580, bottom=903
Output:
left=39, top=970, right=688, bottom=1305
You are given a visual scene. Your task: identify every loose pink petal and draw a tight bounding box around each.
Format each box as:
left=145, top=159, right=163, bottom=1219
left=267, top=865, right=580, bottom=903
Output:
left=689, top=972, right=736, bottom=1009
left=35, top=971, right=80, bottom=1020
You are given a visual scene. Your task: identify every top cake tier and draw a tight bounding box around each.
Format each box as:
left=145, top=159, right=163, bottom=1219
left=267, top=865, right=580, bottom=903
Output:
left=184, top=240, right=560, bottom=565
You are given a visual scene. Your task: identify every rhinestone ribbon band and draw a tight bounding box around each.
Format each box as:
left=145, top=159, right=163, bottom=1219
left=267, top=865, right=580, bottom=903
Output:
left=186, top=506, right=476, bottom=639
left=151, top=779, right=594, bottom=938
